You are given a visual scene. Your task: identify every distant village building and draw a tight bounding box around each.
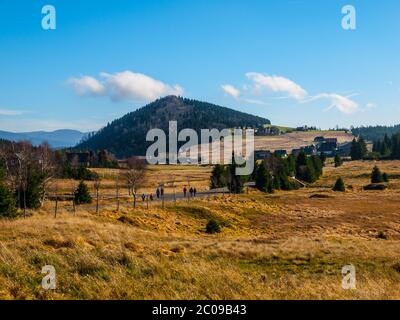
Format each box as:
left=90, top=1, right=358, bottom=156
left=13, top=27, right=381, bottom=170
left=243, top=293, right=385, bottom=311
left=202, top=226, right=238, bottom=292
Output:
left=336, top=142, right=352, bottom=157
left=291, top=148, right=302, bottom=157
left=255, top=150, right=271, bottom=160
left=291, top=145, right=317, bottom=156
left=314, top=136, right=325, bottom=143
left=255, top=126, right=281, bottom=136
left=324, top=138, right=338, bottom=146
left=312, top=136, right=340, bottom=156
left=317, top=142, right=338, bottom=156
left=303, top=145, right=317, bottom=155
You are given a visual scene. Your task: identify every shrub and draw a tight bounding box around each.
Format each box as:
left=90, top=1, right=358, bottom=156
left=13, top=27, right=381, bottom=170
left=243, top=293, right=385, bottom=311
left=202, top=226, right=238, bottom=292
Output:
left=206, top=219, right=221, bottom=234
left=371, top=166, right=383, bottom=183
left=363, top=184, right=387, bottom=191
left=332, top=177, right=345, bottom=192
left=382, top=172, right=389, bottom=182
left=0, top=185, right=17, bottom=218
left=334, top=154, right=343, bottom=167
left=63, top=165, right=99, bottom=181
left=377, top=231, right=388, bottom=240
left=74, top=181, right=92, bottom=204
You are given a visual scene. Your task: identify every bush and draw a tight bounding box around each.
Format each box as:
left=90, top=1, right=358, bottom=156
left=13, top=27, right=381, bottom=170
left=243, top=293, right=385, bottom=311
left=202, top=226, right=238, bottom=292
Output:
left=63, top=165, right=99, bottom=181
left=332, top=177, right=345, bottom=192
left=363, top=184, right=387, bottom=191
left=0, top=185, right=17, bottom=218
left=74, top=181, right=92, bottom=204
left=371, top=166, right=383, bottom=183
left=382, top=172, right=389, bottom=182
left=334, top=154, right=343, bottom=167
left=206, top=219, right=221, bottom=234
left=377, top=231, right=388, bottom=240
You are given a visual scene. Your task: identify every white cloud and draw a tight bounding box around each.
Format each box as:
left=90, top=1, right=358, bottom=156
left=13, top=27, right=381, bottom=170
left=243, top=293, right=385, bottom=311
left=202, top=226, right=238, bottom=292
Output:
left=221, top=84, right=240, bottom=98
left=308, top=93, right=359, bottom=114
left=246, top=72, right=308, bottom=100
left=222, top=72, right=361, bottom=114
left=101, top=71, right=183, bottom=101
left=68, top=76, right=106, bottom=97
left=68, top=71, right=184, bottom=102
left=366, top=102, right=377, bottom=109
left=0, top=108, right=24, bottom=116
left=242, top=98, right=269, bottom=106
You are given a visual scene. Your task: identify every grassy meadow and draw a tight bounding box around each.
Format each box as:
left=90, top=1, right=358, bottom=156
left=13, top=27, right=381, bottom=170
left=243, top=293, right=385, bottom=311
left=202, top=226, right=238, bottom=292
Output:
left=1, top=160, right=400, bottom=299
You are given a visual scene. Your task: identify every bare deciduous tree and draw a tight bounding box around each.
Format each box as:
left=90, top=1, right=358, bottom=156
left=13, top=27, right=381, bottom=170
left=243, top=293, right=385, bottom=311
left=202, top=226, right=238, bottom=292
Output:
left=37, top=142, right=59, bottom=204
left=93, top=175, right=101, bottom=214
left=123, top=157, right=147, bottom=208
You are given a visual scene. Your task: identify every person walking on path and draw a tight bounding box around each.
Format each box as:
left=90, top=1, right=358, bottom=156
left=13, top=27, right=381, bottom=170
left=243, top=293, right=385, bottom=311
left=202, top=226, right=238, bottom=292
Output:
left=189, top=187, right=194, bottom=197
left=183, top=186, right=187, bottom=198
left=141, top=194, right=146, bottom=202
left=193, top=188, right=197, bottom=197
left=150, top=194, right=154, bottom=201
left=160, top=187, right=164, bottom=198
left=156, top=188, right=160, bottom=199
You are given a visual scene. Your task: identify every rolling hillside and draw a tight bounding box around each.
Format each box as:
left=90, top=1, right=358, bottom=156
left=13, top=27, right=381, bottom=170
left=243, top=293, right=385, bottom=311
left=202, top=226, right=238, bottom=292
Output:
left=76, top=95, right=270, bottom=158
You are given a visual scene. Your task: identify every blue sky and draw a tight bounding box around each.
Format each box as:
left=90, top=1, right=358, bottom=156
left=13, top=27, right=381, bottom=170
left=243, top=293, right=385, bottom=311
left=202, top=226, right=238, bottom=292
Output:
left=0, top=0, right=399, bottom=132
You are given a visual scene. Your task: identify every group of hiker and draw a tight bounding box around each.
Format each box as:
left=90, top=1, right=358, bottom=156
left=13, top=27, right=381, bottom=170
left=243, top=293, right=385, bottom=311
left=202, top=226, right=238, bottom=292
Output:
left=182, top=186, right=197, bottom=198
left=139, top=185, right=198, bottom=203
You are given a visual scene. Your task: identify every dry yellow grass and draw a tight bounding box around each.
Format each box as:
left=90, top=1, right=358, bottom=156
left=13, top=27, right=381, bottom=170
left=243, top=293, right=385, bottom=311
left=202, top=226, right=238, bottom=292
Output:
left=1, top=160, right=400, bottom=299
left=52, top=164, right=212, bottom=195
left=254, top=130, right=354, bottom=152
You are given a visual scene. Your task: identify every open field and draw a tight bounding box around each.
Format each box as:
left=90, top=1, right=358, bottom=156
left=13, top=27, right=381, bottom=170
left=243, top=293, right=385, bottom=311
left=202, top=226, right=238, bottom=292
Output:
left=1, top=160, right=400, bottom=299
left=254, top=130, right=354, bottom=152
left=52, top=165, right=213, bottom=195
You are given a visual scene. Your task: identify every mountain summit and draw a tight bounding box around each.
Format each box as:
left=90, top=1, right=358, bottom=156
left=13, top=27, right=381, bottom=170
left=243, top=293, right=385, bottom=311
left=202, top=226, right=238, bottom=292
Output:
left=76, top=96, right=270, bottom=158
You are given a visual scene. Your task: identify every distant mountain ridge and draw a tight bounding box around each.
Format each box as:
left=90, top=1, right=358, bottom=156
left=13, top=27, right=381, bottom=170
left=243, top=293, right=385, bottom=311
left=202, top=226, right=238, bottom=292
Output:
left=76, top=95, right=270, bottom=158
left=0, top=129, right=88, bottom=148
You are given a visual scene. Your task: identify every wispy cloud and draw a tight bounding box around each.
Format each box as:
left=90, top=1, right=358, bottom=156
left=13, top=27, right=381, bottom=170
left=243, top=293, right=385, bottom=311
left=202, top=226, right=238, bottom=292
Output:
left=305, top=93, right=359, bottom=114
left=222, top=72, right=360, bottom=114
left=0, top=108, right=24, bottom=116
left=246, top=72, right=308, bottom=101
left=68, top=71, right=184, bottom=102
left=221, top=84, right=240, bottom=98
left=221, top=84, right=269, bottom=105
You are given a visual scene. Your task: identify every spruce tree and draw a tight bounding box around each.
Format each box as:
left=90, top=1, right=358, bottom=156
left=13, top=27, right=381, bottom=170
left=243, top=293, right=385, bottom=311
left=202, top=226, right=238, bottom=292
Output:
left=0, top=185, right=17, bottom=218
left=359, top=137, right=368, bottom=157
left=255, top=163, right=267, bottom=191
left=16, top=170, right=45, bottom=209
left=334, top=154, right=343, bottom=167
left=210, top=164, right=226, bottom=188
left=371, top=166, right=383, bottom=183
left=319, top=152, right=327, bottom=166
left=228, top=155, right=244, bottom=194
left=333, top=177, right=345, bottom=192
left=74, top=181, right=92, bottom=204
left=0, top=162, right=17, bottom=218
left=350, top=138, right=362, bottom=160
left=255, top=163, right=273, bottom=193
left=382, top=172, right=389, bottom=183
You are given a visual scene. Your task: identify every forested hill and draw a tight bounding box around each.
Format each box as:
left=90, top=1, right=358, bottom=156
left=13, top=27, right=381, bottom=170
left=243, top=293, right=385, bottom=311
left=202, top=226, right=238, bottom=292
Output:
left=76, top=95, right=270, bottom=158
left=352, top=125, right=400, bottom=141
